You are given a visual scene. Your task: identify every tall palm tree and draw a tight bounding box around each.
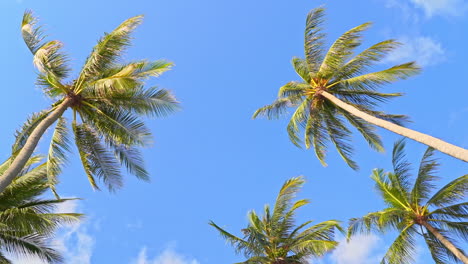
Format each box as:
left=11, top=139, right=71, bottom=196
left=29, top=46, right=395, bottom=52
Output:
left=253, top=7, right=468, bottom=169
left=0, top=11, right=179, bottom=194
left=348, top=140, right=468, bottom=263
left=210, top=176, right=342, bottom=264
left=0, top=156, right=81, bottom=263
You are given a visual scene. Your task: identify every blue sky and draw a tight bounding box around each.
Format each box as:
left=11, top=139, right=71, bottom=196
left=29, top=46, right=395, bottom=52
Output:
left=0, top=0, right=467, bottom=263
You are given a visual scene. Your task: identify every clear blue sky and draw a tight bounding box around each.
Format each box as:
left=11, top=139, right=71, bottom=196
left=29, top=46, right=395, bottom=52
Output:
left=0, top=0, right=467, bottom=263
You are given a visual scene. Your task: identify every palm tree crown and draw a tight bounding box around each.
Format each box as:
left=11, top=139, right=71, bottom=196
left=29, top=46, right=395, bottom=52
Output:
left=0, top=11, right=179, bottom=194
left=210, top=176, right=342, bottom=264
left=253, top=7, right=468, bottom=169
left=0, top=156, right=81, bottom=263
left=348, top=140, right=468, bottom=264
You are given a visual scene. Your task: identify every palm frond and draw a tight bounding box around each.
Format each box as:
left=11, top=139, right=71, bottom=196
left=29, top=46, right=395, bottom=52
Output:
left=286, top=98, right=310, bottom=148
left=80, top=102, right=152, bottom=147
left=253, top=98, right=296, bottom=120
left=335, top=108, right=383, bottom=152
left=75, top=15, right=143, bottom=92
left=339, top=62, right=420, bottom=91
left=304, top=7, right=326, bottom=72
left=73, top=122, right=122, bottom=191
left=90, top=60, right=173, bottom=93
left=423, top=230, right=464, bottom=264
left=430, top=202, right=468, bottom=221
left=12, top=110, right=50, bottom=154
left=21, top=11, right=70, bottom=81
left=335, top=39, right=401, bottom=80
left=427, top=175, right=468, bottom=207
left=410, top=147, right=438, bottom=205
left=0, top=233, right=61, bottom=263
left=271, top=177, right=305, bottom=225
left=278, top=81, right=308, bottom=98
left=323, top=107, right=357, bottom=170
left=306, top=109, right=328, bottom=167
left=372, top=169, right=410, bottom=210
left=380, top=225, right=417, bottom=264
left=292, top=57, right=311, bottom=83
left=319, top=22, right=370, bottom=78
left=209, top=221, right=253, bottom=256
left=112, top=144, right=149, bottom=181
left=90, top=87, right=180, bottom=117
left=390, top=139, right=412, bottom=195
left=46, top=117, right=71, bottom=197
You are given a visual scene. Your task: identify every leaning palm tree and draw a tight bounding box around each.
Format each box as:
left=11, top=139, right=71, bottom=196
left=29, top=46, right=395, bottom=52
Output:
left=0, top=11, right=179, bottom=194
left=0, top=156, right=81, bottom=263
left=210, top=176, right=342, bottom=264
left=253, top=7, right=468, bottom=169
left=348, top=140, right=468, bottom=263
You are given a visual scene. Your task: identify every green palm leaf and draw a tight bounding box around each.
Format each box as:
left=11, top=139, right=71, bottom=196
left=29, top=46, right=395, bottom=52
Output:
left=210, top=177, right=340, bottom=263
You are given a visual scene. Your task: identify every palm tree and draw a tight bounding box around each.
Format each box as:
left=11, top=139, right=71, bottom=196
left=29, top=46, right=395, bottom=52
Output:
left=0, top=11, right=179, bottom=194
left=0, top=156, right=81, bottom=263
left=210, top=176, right=342, bottom=264
left=253, top=7, right=468, bottom=169
left=348, top=139, right=468, bottom=263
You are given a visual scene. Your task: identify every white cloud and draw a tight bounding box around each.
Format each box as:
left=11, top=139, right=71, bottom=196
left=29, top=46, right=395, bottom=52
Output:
left=329, top=234, right=383, bottom=264
left=132, top=246, right=199, bottom=264
left=384, top=36, right=446, bottom=66
left=409, top=0, right=468, bottom=17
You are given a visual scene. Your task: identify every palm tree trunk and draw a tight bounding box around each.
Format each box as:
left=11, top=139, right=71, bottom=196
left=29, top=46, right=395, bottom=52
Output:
left=422, top=222, right=468, bottom=263
left=0, top=98, right=72, bottom=193
left=321, top=91, right=468, bottom=162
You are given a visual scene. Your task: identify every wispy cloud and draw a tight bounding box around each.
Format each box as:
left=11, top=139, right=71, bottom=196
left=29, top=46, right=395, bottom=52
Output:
left=328, top=234, right=383, bottom=264
left=132, top=246, right=199, bottom=264
left=384, top=36, right=446, bottom=67
left=409, top=0, right=468, bottom=17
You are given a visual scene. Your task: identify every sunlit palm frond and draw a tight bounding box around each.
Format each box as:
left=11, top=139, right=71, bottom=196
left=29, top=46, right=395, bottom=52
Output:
left=91, top=87, right=180, bottom=118
left=90, top=60, right=173, bottom=93
left=427, top=175, right=468, bottom=208
left=319, top=22, right=370, bottom=78
left=372, top=169, right=410, bottom=210
left=286, top=98, right=310, bottom=148
left=292, top=57, right=312, bottom=83
left=210, top=177, right=340, bottom=263
left=334, top=39, right=401, bottom=80
left=339, top=62, right=420, bottom=91
left=75, top=15, right=143, bottom=91
left=381, top=225, right=417, bottom=264
left=21, top=11, right=70, bottom=85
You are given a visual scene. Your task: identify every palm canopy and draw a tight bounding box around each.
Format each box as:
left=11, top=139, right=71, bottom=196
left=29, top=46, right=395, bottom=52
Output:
left=253, top=7, right=423, bottom=170
left=210, top=177, right=342, bottom=264
left=0, top=11, right=179, bottom=194
left=0, top=156, right=81, bottom=263
left=348, top=139, right=468, bottom=264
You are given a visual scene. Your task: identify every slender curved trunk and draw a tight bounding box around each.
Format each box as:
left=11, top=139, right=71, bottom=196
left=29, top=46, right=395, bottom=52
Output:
left=422, top=222, right=468, bottom=263
left=321, top=91, right=468, bottom=162
left=0, top=98, right=72, bottom=193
